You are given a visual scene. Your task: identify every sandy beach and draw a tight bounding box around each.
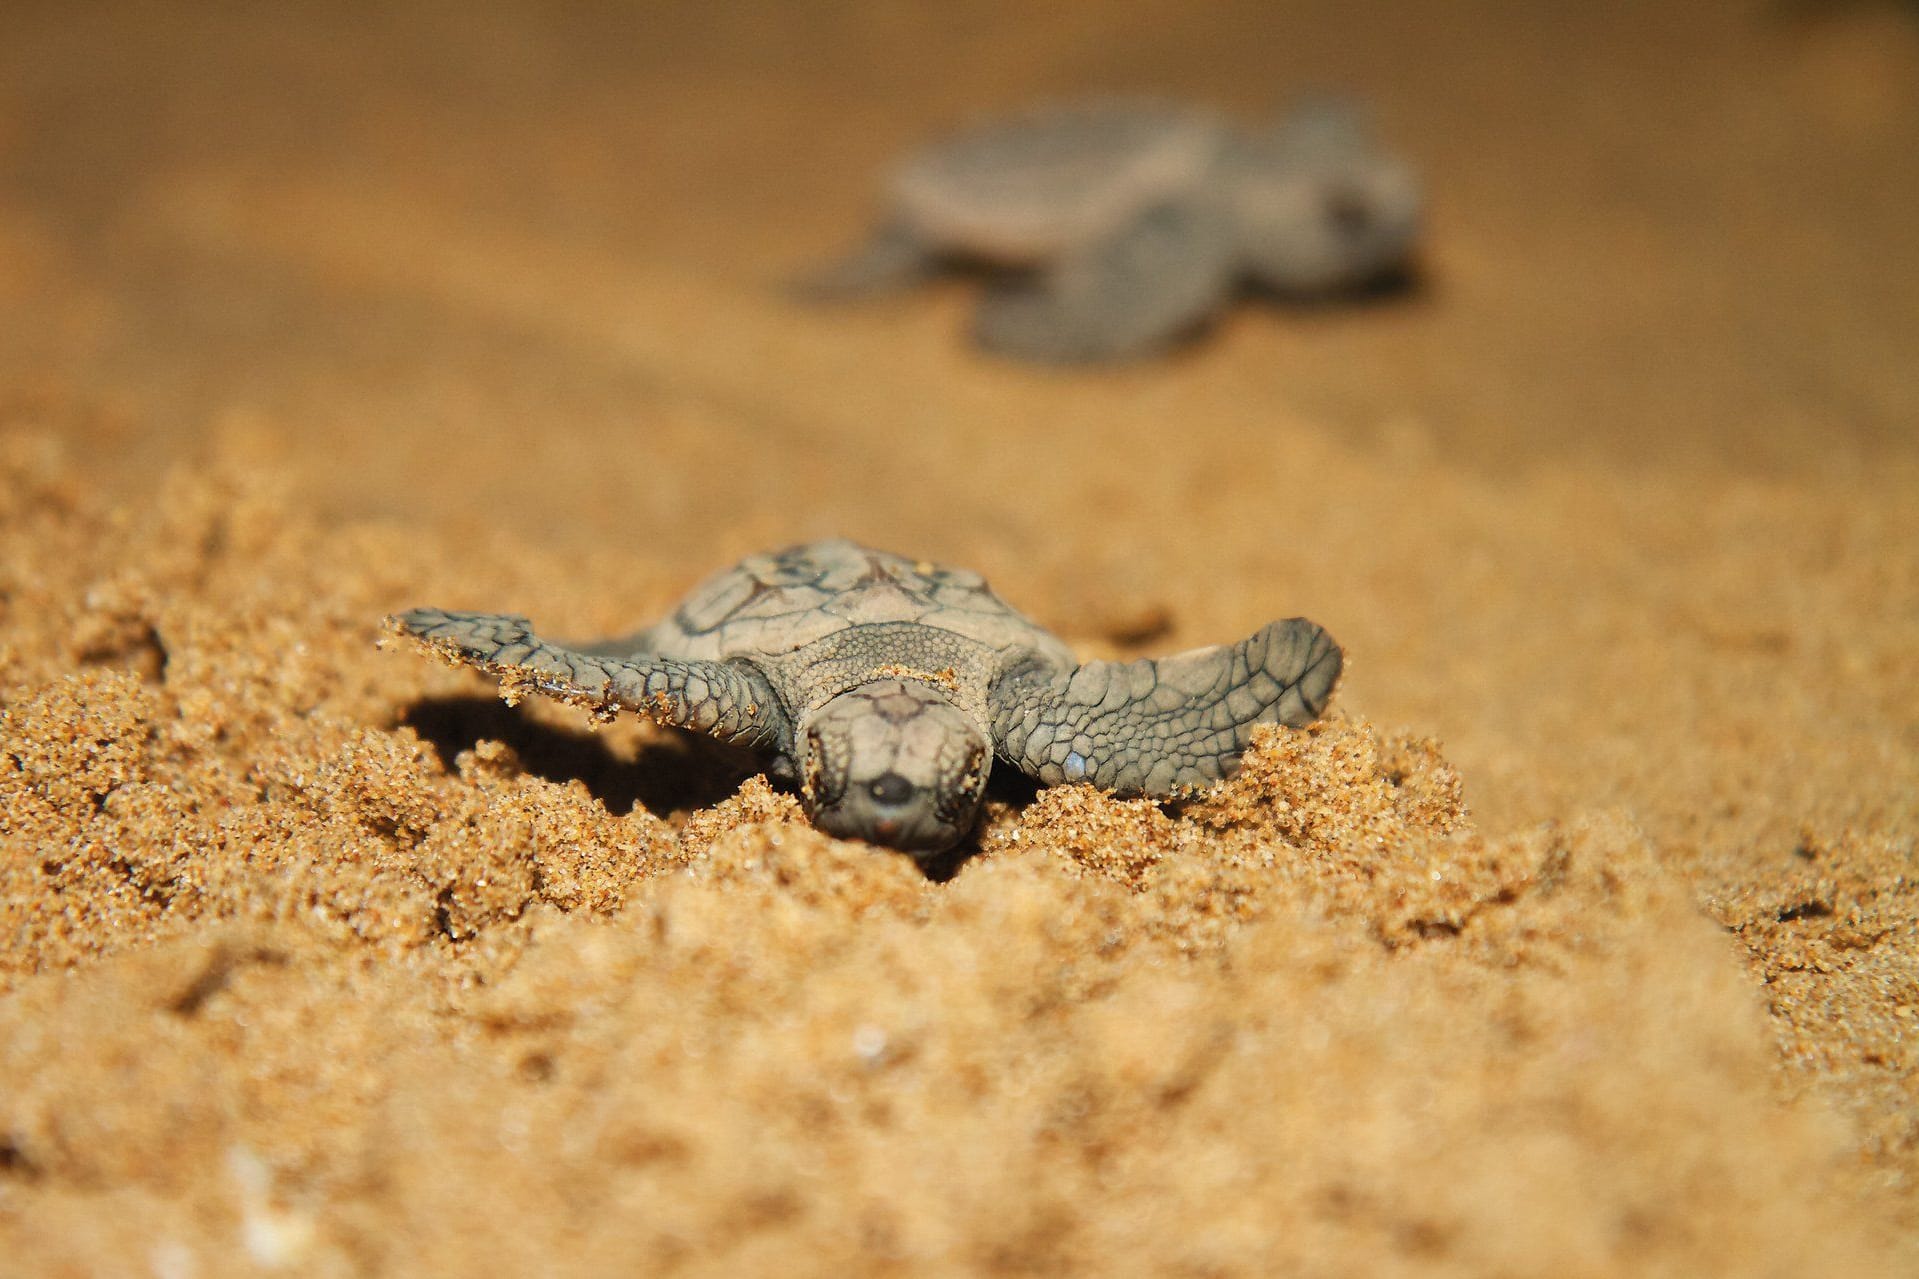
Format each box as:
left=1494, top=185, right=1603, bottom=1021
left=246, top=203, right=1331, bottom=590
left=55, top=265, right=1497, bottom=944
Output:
left=2, top=2, right=1916, bottom=1274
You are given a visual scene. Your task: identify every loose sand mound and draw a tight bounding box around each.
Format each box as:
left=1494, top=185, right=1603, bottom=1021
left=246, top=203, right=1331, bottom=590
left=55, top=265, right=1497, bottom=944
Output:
left=0, top=433, right=1910, bottom=1276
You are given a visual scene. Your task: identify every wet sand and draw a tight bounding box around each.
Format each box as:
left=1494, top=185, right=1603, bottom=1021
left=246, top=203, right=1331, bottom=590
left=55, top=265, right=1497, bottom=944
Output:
left=2, top=2, right=1916, bottom=1274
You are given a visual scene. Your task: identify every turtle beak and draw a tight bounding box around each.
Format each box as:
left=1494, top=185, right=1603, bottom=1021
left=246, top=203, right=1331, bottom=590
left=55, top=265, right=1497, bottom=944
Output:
left=872, top=817, right=902, bottom=842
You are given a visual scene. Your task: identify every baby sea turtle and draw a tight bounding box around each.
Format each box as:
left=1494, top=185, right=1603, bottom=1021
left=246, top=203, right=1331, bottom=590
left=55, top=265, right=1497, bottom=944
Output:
left=389, top=539, right=1342, bottom=857
left=802, top=96, right=1422, bottom=362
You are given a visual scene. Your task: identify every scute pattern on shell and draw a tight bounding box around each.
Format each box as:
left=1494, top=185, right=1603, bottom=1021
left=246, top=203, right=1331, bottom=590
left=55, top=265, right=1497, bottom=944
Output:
left=655, top=539, right=1077, bottom=669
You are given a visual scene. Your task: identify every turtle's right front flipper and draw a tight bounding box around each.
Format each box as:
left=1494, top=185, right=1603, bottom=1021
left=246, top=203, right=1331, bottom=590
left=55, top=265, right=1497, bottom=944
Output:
left=972, top=199, right=1237, bottom=362
left=387, top=608, right=791, bottom=751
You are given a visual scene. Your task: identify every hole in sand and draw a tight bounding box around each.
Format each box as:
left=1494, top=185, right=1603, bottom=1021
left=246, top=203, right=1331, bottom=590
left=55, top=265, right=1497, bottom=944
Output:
left=399, top=695, right=762, bottom=820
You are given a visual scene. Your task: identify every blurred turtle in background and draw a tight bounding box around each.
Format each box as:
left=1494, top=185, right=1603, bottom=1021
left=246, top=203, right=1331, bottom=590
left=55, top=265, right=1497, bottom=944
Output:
left=801, top=96, right=1423, bottom=362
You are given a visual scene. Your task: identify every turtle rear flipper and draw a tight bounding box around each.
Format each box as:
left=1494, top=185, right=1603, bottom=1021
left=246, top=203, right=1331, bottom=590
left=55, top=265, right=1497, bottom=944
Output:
left=793, top=219, right=938, bottom=300
left=988, top=617, right=1341, bottom=794
left=971, top=200, right=1237, bottom=363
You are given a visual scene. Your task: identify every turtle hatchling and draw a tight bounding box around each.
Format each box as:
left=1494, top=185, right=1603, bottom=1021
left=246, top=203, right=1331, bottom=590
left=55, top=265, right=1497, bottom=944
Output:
left=388, top=540, right=1342, bottom=857
left=801, top=96, right=1423, bottom=362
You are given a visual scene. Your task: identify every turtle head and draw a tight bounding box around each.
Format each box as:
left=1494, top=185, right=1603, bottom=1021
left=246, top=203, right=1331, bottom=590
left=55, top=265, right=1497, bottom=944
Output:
left=1227, top=99, right=1422, bottom=295
left=795, top=679, right=991, bottom=856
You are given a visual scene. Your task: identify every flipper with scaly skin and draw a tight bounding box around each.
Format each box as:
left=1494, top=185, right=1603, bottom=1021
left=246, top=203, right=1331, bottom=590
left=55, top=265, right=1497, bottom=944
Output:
left=987, top=617, right=1341, bottom=794
left=388, top=608, right=791, bottom=751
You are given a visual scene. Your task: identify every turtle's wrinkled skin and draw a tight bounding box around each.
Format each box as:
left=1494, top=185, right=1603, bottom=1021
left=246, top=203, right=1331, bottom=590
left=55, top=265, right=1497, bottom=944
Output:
left=801, top=97, right=1423, bottom=363
left=388, top=540, right=1342, bottom=857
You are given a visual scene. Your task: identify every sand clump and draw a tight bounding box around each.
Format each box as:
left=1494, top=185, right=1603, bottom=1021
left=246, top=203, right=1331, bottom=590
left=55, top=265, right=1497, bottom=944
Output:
left=1, top=430, right=1910, bottom=1276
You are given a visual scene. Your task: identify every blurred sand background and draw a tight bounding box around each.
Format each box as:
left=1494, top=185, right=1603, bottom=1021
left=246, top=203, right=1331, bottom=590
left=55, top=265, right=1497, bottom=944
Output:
left=2, top=1, right=1916, bottom=1274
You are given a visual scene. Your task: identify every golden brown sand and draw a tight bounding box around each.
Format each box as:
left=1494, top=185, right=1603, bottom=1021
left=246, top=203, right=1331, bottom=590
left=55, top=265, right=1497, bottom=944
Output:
left=2, top=2, right=1916, bottom=1274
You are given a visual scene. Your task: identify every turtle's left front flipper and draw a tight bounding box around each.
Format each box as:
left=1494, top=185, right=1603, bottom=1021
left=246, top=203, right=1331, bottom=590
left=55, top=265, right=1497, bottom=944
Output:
left=387, top=608, right=791, bottom=751
left=988, top=617, right=1341, bottom=795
